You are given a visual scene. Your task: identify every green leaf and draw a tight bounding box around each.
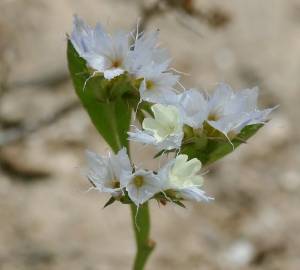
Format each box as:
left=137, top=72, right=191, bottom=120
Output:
left=181, top=124, right=263, bottom=165
left=67, top=41, right=132, bottom=152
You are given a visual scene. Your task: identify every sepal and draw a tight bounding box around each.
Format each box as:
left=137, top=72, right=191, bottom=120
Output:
left=103, top=196, right=116, bottom=208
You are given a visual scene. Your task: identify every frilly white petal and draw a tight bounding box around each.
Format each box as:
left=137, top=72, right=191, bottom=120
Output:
left=138, top=73, right=179, bottom=103
left=158, top=154, right=212, bottom=203
left=128, top=128, right=157, bottom=145
left=127, top=30, right=171, bottom=76
left=70, top=15, right=129, bottom=80
left=103, top=68, right=125, bottom=80
left=84, top=148, right=132, bottom=196
left=178, top=89, right=209, bottom=128
left=129, top=104, right=184, bottom=150
left=178, top=187, right=214, bottom=202
left=206, top=84, right=276, bottom=136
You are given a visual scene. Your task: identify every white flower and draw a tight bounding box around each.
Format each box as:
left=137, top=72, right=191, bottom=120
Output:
left=151, top=84, right=275, bottom=139
left=138, top=69, right=179, bottom=103
left=128, top=104, right=184, bottom=150
left=120, top=169, right=161, bottom=206
left=127, top=31, right=170, bottom=75
left=85, top=147, right=132, bottom=197
left=127, top=31, right=179, bottom=103
left=158, top=154, right=212, bottom=202
left=206, top=84, right=275, bottom=138
left=70, top=17, right=179, bottom=99
left=70, top=15, right=130, bottom=80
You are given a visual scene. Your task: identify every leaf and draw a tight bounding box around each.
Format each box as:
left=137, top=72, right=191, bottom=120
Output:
left=103, top=196, right=116, bottom=209
left=67, top=41, right=132, bottom=152
left=181, top=124, right=263, bottom=165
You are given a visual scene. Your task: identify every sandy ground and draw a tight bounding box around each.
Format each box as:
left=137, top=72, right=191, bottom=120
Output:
left=0, top=0, right=300, bottom=269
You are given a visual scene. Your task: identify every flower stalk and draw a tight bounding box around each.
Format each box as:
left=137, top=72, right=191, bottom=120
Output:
left=130, top=203, right=155, bottom=270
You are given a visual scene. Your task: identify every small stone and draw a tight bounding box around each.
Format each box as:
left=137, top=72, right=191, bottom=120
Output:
left=222, top=240, right=255, bottom=267
left=280, top=170, right=300, bottom=192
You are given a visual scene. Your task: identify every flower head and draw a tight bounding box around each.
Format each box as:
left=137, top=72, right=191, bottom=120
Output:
left=71, top=15, right=130, bottom=80
left=163, top=84, right=275, bottom=140
left=128, top=104, right=184, bottom=150
left=158, top=154, right=212, bottom=202
left=127, top=31, right=170, bottom=75
left=120, top=169, right=161, bottom=206
left=206, top=84, right=275, bottom=138
left=138, top=70, right=179, bottom=103
left=85, top=148, right=132, bottom=197
left=128, top=31, right=179, bottom=103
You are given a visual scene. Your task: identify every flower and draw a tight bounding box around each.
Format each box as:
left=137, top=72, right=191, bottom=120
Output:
left=127, top=31, right=170, bottom=75
left=206, top=84, right=275, bottom=138
left=128, top=104, right=184, bottom=150
left=70, top=15, right=130, bottom=80
left=85, top=147, right=132, bottom=197
left=158, top=154, right=212, bottom=202
left=70, top=17, right=179, bottom=101
left=138, top=69, right=179, bottom=103
left=120, top=169, right=161, bottom=206
left=127, top=31, right=179, bottom=103
left=162, top=84, right=275, bottom=140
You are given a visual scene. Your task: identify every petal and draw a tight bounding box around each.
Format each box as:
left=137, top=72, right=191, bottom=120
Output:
left=142, top=118, right=168, bottom=140
left=156, top=132, right=183, bottom=150
left=116, top=148, right=132, bottom=172
left=103, top=68, right=125, bottom=80
left=109, top=147, right=132, bottom=180
left=85, top=54, right=109, bottom=72
left=208, top=83, right=233, bottom=115
left=179, top=187, right=213, bottom=202
left=125, top=170, right=160, bottom=205
left=179, top=89, right=209, bottom=128
left=119, top=171, right=134, bottom=188
left=71, top=15, right=94, bottom=56
left=151, top=104, right=180, bottom=127
left=127, top=129, right=157, bottom=145
left=171, top=155, right=201, bottom=180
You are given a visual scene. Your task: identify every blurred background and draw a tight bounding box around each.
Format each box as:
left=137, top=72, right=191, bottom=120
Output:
left=0, top=0, right=299, bottom=269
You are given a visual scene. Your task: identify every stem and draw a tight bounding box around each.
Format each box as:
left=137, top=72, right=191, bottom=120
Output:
left=130, top=203, right=155, bottom=270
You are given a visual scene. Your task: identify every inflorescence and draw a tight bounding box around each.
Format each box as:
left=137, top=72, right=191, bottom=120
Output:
left=70, top=16, right=275, bottom=207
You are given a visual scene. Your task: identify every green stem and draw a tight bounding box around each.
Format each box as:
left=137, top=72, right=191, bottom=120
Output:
left=130, top=203, right=155, bottom=270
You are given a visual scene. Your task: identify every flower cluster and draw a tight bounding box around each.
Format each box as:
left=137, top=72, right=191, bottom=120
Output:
left=129, top=84, right=275, bottom=150
left=70, top=15, right=179, bottom=103
left=86, top=148, right=212, bottom=206
left=70, top=16, right=274, bottom=207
